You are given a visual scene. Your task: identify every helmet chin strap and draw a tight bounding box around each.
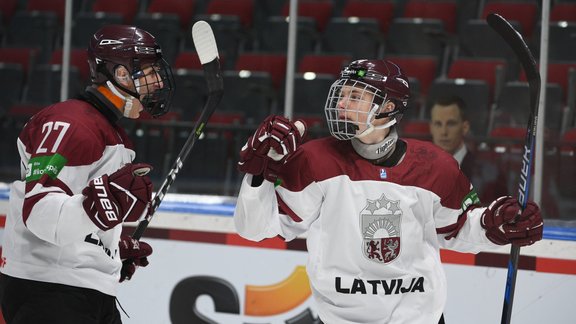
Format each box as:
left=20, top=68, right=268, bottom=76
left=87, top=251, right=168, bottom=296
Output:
left=355, top=102, right=398, bottom=139
left=351, top=127, right=399, bottom=161
left=106, top=81, right=136, bottom=117
left=355, top=119, right=398, bottom=139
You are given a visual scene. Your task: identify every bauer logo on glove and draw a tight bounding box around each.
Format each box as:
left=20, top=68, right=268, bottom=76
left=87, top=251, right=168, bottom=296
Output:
left=83, top=163, right=153, bottom=231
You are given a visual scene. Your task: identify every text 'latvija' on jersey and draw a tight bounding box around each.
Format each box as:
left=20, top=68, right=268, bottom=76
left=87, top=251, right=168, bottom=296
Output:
left=1, top=97, right=134, bottom=296
left=235, top=137, right=500, bottom=324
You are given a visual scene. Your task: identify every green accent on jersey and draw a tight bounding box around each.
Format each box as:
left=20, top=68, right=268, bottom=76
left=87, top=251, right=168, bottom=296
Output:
left=461, top=189, right=480, bottom=210
left=26, top=154, right=68, bottom=182
left=274, top=178, right=282, bottom=188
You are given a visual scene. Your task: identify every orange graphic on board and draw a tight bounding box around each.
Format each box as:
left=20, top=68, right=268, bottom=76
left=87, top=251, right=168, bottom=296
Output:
left=244, top=266, right=311, bottom=316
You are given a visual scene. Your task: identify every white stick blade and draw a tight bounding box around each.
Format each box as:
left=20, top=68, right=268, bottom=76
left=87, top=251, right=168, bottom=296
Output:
left=192, top=21, right=219, bottom=65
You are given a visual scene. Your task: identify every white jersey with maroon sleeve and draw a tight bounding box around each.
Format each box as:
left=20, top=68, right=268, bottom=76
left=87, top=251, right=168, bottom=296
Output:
left=1, top=99, right=135, bottom=296
left=235, top=137, right=500, bottom=324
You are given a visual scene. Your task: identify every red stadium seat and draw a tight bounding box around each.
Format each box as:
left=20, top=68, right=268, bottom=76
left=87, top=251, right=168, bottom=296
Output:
left=234, top=53, right=287, bottom=89
left=0, top=47, right=39, bottom=74
left=294, top=114, right=324, bottom=128
left=494, top=81, right=564, bottom=134
left=387, top=18, right=446, bottom=61
left=322, top=17, right=383, bottom=59
left=26, top=0, right=66, bottom=23
left=281, top=0, right=333, bottom=31
left=49, top=48, right=90, bottom=81
left=292, top=73, right=334, bottom=116
left=24, top=64, right=83, bottom=104
left=490, top=126, right=525, bottom=139
left=206, top=0, right=254, bottom=28
left=206, top=111, right=245, bottom=125
left=0, top=0, right=18, bottom=23
left=5, top=12, right=58, bottom=62
left=481, top=2, right=538, bottom=37
left=447, top=58, right=506, bottom=98
left=563, top=128, right=576, bottom=142
left=341, top=0, right=395, bottom=34
left=520, top=62, right=576, bottom=104
left=547, top=21, right=576, bottom=61
left=292, top=114, right=326, bottom=140
left=550, top=3, right=576, bottom=22
left=297, top=54, right=352, bottom=76
left=2, top=104, right=44, bottom=174
left=174, top=51, right=225, bottom=70
left=385, top=55, right=438, bottom=96
left=490, top=126, right=526, bottom=154
left=174, top=51, right=203, bottom=70
left=403, top=0, right=457, bottom=33
left=402, top=120, right=431, bottom=140
left=487, top=126, right=528, bottom=197
left=92, top=0, right=139, bottom=24
left=147, top=0, right=195, bottom=29
left=0, top=63, right=25, bottom=109
left=557, top=128, right=576, bottom=200
left=204, top=111, right=246, bottom=140
left=219, top=70, right=277, bottom=123
left=559, top=128, right=576, bottom=157
left=257, top=16, right=318, bottom=61
left=71, top=12, right=124, bottom=48
left=7, top=103, right=44, bottom=118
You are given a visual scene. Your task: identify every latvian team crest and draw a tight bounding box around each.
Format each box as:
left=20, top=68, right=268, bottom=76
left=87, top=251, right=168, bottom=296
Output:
left=361, top=193, right=402, bottom=264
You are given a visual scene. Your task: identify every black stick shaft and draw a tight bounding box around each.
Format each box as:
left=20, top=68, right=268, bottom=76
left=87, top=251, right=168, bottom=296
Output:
left=486, top=13, right=541, bottom=324
left=132, top=58, right=223, bottom=240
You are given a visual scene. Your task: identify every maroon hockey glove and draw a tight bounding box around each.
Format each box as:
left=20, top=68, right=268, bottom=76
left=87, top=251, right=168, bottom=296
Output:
left=238, top=115, right=307, bottom=182
left=119, top=234, right=152, bottom=282
left=481, top=196, right=543, bottom=246
left=82, top=163, right=153, bottom=231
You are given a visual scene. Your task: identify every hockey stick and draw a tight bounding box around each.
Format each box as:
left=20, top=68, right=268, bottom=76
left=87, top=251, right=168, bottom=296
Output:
left=486, top=13, right=541, bottom=324
left=131, top=21, right=224, bottom=240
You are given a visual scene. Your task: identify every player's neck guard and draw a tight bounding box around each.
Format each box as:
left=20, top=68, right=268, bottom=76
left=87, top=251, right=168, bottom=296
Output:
left=84, top=86, right=123, bottom=123
left=105, top=81, right=136, bottom=117
left=351, top=127, right=399, bottom=161
left=96, top=85, right=125, bottom=109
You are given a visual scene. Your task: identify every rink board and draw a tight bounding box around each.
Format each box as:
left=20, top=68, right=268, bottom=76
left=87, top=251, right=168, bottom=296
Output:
left=0, top=187, right=574, bottom=323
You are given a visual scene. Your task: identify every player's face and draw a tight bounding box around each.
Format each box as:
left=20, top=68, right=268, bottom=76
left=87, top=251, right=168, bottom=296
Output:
left=136, top=65, right=165, bottom=97
left=429, top=103, right=470, bottom=154
left=123, top=65, right=165, bottom=119
left=336, top=84, right=375, bottom=130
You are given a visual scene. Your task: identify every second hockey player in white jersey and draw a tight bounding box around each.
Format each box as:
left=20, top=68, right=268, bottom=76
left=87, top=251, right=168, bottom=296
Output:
left=234, top=59, right=543, bottom=324
left=0, top=25, right=175, bottom=323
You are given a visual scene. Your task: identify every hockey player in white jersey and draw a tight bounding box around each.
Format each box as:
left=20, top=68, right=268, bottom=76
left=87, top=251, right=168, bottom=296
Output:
left=0, top=25, right=175, bottom=323
left=234, top=59, right=543, bottom=324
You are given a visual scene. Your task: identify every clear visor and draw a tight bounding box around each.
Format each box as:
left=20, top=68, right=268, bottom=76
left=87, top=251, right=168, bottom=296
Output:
left=324, top=79, right=389, bottom=140
left=133, top=59, right=175, bottom=117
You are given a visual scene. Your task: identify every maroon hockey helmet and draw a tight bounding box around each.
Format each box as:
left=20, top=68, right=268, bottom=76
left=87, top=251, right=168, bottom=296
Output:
left=87, top=25, right=175, bottom=117
left=324, top=59, right=410, bottom=140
